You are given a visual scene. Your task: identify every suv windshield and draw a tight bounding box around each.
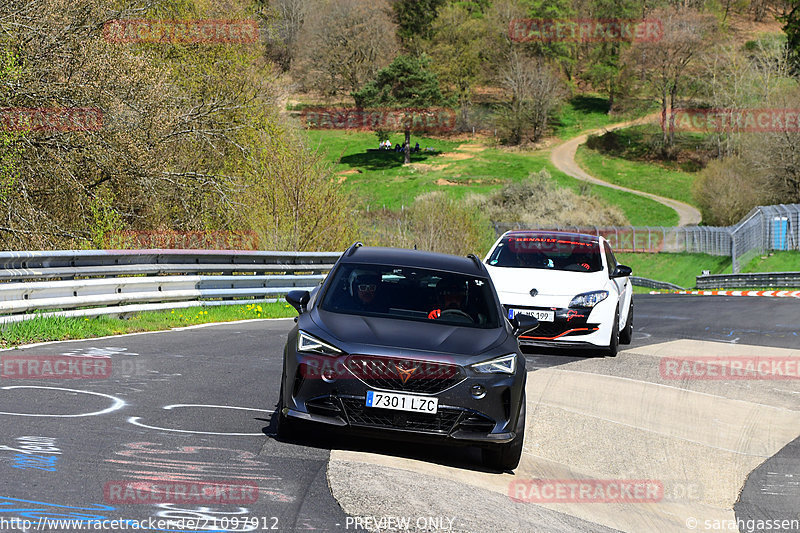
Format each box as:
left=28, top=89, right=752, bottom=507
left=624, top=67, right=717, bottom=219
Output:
left=320, top=263, right=501, bottom=329
left=486, top=234, right=603, bottom=272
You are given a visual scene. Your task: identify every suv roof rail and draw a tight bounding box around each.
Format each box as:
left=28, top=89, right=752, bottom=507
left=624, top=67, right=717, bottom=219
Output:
left=466, top=253, right=483, bottom=270
left=345, top=241, right=363, bottom=256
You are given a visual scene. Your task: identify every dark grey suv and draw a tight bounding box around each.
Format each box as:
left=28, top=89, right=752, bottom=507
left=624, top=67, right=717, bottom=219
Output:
left=278, top=243, right=537, bottom=471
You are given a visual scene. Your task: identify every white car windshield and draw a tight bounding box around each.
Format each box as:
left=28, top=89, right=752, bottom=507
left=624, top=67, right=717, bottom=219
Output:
left=487, top=234, right=603, bottom=272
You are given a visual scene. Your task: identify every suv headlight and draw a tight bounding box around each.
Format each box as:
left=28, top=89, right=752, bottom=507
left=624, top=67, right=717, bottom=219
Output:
left=297, top=330, right=342, bottom=357
left=470, top=354, right=516, bottom=374
left=569, top=290, right=608, bottom=308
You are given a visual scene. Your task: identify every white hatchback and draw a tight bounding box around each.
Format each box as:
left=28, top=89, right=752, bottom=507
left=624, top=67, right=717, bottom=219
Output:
left=484, top=231, right=633, bottom=356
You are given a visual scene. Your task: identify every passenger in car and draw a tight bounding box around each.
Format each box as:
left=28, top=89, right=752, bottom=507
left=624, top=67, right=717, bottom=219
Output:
left=351, top=274, right=387, bottom=312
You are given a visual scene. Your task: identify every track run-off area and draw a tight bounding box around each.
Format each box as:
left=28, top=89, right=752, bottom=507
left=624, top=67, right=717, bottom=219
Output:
left=0, top=294, right=798, bottom=533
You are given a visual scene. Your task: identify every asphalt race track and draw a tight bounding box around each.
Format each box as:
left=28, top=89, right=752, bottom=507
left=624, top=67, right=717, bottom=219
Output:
left=0, top=294, right=798, bottom=533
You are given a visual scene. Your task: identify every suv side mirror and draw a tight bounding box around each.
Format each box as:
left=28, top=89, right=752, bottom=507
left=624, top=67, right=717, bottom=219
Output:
left=510, top=314, right=539, bottom=337
left=286, top=290, right=310, bottom=314
left=611, top=264, right=632, bottom=278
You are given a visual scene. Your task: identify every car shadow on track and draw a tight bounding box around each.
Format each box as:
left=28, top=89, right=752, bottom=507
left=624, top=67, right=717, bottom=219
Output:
left=263, top=413, right=495, bottom=473
left=521, top=346, right=600, bottom=371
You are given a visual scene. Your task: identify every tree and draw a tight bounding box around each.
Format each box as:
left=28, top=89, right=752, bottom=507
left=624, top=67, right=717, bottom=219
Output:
left=740, top=86, right=800, bottom=204
left=624, top=7, right=717, bottom=151
left=426, top=3, right=486, bottom=126
left=497, top=50, right=565, bottom=144
left=519, top=0, right=577, bottom=80
left=0, top=0, right=356, bottom=251
left=353, top=54, right=450, bottom=164
left=581, top=0, right=642, bottom=111
left=293, top=0, right=399, bottom=97
left=699, top=39, right=791, bottom=158
left=482, top=0, right=528, bottom=71
left=392, top=0, right=447, bottom=51
left=782, top=1, right=800, bottom=73
left=263, top=0, right=310, bottom=71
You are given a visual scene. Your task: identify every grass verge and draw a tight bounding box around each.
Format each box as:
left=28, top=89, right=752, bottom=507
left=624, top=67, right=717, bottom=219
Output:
left=619, top=250, right=800, bottom=289
left=575, top=145, right=698, bottom=206
left=742, top=251, right=800, bottom=273
left=0, top=303, right=297, bottom=348
left=616, top=252, right=732, bottom=288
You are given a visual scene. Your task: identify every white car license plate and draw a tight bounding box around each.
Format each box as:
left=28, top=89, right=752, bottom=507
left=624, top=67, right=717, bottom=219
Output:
left=365, top=391, right=438, bottom=414
left=509, top=309, right=555, bottom=322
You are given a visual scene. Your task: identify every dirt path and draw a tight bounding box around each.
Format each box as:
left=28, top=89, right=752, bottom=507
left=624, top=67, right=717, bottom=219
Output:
left=550, top=114, right=702, bottom=226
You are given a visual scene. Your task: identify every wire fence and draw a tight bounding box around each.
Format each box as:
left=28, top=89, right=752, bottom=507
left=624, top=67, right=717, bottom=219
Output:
left=493, top=203, right=800, bottom=273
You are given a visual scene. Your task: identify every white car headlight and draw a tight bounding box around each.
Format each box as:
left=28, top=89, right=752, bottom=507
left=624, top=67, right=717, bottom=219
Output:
left=470, top=354, right=517, bottom=374
left=297, top=330, right=342, bottom=357
left=569, top=290, right=609, bottom=308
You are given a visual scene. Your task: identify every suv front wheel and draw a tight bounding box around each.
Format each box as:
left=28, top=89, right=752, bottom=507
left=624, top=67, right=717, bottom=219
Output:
left=482, top=391, right=526, bottom=472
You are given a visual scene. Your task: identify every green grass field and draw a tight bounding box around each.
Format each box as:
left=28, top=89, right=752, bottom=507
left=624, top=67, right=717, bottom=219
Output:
left=575, top=145, right=698, bottom=206
left=301, top=94, right=678, bottom=225
left=551, top=95, right=657, bottom=140
left=0, top=303, right=296, bottom=348
left=307, top=129, right=679, bottom=226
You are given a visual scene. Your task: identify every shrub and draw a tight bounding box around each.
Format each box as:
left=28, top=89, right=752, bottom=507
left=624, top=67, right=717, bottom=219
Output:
left=474, top=169, right=628, bottom=227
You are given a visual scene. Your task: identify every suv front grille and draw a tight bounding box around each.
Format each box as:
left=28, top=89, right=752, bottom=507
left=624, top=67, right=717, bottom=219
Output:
left=340, top=397, right=463, bottom=434
left=345, top=355, right=465, bottom=394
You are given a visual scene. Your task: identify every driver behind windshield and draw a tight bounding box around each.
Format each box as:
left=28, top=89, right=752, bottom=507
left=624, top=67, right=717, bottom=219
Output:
left=428, top=278, right=469, bottom=320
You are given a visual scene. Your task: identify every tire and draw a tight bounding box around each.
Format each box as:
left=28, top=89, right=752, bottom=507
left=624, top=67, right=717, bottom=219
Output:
left=275, top=377, right=297, bottom=440
left=619, top=301, right=633, bottom=345
left=482, top=392, right=526, bottom=472
left=606, top=309, right=620, bottom=357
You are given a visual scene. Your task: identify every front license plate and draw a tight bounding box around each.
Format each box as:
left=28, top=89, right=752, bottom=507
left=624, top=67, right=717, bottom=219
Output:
left=365, top=391, right=438, bottom=414
left=509, top=308, right=555, bottom=322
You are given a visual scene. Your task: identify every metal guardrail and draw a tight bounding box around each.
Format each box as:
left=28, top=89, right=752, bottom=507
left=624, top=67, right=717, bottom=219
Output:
left=630, top=276, right=686, bottom=291
left=3, top=249, right=794, bottom=324
left=696, top=272, right=800, bottom=289
left=0, top=250, right=341, bottom=324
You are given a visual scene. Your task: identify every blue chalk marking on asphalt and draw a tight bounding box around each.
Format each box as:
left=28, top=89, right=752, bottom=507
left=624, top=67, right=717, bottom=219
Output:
left=11, top=454, right=58, bottom=471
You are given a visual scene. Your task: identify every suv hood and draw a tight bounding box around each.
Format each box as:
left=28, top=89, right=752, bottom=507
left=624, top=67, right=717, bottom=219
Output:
left=311, top=309, right=507, bottom=358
